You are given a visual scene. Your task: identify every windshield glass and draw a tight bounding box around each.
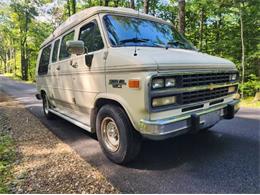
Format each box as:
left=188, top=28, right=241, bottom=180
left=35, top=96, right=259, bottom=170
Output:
left=103, top=14, right=195, bottom=50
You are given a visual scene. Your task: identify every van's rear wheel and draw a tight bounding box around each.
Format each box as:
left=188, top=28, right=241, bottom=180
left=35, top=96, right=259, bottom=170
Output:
left=96, top=105, right=141, bottom=164
left=42, top=93, right=55, bottom=120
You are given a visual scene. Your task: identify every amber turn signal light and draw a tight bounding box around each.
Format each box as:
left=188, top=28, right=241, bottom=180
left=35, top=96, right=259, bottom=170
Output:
left=128, top=79, right=140, bottom=89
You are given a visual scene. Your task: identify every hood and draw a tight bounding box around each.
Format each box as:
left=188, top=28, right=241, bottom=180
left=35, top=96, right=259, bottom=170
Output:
left=106, top=47, right=236, bottom=72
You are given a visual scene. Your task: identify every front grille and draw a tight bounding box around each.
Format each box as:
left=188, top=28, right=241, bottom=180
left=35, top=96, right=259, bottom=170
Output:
left=182, top=87, right=229, bottom=105
left=182, top=73, right=232, bottom=87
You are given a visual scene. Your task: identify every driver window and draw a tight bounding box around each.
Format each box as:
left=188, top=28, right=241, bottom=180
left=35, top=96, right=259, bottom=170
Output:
left=79, top=20, right=104, bottom=53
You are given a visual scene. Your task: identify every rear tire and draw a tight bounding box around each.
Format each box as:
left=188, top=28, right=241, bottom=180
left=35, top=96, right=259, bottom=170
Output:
left=96, top=104, right=141, bottom=164
left=42, top=93, right=55, bottom=120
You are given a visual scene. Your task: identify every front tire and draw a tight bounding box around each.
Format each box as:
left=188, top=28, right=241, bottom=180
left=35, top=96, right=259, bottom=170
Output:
left=42, top=93, right=55, bottom=120
left=96, top=105, right=141, bottom=164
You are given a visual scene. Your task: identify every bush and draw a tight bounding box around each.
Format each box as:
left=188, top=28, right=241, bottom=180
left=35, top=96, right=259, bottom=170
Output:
left=239, top=74, right=260, bottom=97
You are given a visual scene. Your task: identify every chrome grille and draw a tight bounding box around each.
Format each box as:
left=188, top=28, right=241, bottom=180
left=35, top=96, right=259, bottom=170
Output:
left=182, top=73, right=232, bottom=87
left=182, top=87, right=229, bottom=105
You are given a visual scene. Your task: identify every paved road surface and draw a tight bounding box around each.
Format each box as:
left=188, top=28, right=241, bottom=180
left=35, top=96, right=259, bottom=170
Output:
left=0, top=75, right=259, bottom=193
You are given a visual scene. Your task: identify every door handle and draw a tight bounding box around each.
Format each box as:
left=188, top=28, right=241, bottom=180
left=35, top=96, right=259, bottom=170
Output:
left=56, top=66, right=60, bottom=71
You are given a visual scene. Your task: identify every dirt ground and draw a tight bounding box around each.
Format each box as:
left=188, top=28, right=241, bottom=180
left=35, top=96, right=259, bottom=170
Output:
left=0, top=92, right=119, bottom=193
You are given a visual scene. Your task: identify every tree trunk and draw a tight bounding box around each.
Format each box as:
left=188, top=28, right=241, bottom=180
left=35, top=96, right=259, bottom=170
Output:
left=21, top=45, right=28, bottom=81
left=14, top=48, right=16, bottom=76
left=114, top=0, right=119, bottom=7
left=67, top=0, right=71, bottom=16
left=178, top=0, right=185, bottom=35
left=199, top=8, right=205, bottom=50
left=105, top=0, right=109, bottom=6
left=240, top=3, right=245, bottom=98
left=71, top=0, right=76, bottom=14
left=215, top=12, right=222, bottom=54
left=144, top=0, right=149, bottom=14
left=130, top=0, right=135, bottom=9
left=20, top=12, right=29, bottom=81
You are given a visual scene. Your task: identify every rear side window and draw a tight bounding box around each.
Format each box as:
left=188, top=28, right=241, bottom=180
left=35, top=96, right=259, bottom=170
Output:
left=52, top=39, right=60, bottom=63
left=79, top=21, right=104, bottom=53
left=59, top=31, right=74, bottom=60
left=38, top=44, right=51, bottom=75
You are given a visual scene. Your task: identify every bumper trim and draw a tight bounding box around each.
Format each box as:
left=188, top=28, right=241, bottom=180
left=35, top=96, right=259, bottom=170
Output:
left=139, top=99, right=239, bottom=140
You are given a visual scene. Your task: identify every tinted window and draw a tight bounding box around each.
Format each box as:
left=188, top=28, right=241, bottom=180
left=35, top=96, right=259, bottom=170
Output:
left=52, top=39, right=60, bottom=63
left=38, top=45, right=51, bottom=75
left=103, top=15, right=195, bottom=50
left=79, top=21, right=104, bottom=53
left=59, top=31, right=74, bottom=60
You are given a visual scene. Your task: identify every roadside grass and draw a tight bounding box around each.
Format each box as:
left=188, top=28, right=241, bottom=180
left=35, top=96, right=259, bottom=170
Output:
left=240, top=97, right=260, bottom=108
left=0, top=133, right=15, bottom=193
left=3, top=73, right=34, bottom=84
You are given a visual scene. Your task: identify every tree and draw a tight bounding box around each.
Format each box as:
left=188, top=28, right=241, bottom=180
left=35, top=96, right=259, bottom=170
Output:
left=239, top=2, right=245, bottom=97
left=67, top=0, right=71, bottom=16
left=10, top=0, right=38, bottom=80
left=199, top=7, right=205, bottom=50
left=144, top=0, right=149, bottom=14
left=71, top=0, right=76, bottom=14
left=130, top=0, right=135, bottom=9
left=105, top=0, right=109, bottom=6
left=178, top=0, right=185, bottom=35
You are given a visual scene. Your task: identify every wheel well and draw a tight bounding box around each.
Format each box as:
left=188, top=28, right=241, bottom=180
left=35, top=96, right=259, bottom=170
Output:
left=40, top=90, right=46, bottom=97
left=91, top=98, right=128, bottom=132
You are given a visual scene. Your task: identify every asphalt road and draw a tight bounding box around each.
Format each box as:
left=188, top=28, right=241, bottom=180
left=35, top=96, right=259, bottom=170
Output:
left=0, top=75, right=259, bottom=193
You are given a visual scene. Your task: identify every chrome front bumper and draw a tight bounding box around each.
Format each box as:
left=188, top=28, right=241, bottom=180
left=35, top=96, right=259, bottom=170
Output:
left=139, top=100, right=240, bottom=140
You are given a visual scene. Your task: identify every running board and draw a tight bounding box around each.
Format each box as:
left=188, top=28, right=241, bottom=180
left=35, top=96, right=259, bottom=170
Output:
left=49, top=109, right=92, bottom=132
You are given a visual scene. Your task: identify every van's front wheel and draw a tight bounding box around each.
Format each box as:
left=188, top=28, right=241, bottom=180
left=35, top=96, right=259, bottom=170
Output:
left=96, top=105, right=141, bottom=164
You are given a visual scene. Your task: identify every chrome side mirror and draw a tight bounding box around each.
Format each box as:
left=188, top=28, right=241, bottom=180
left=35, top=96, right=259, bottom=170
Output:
left=66, top=40, right=85, bottom=55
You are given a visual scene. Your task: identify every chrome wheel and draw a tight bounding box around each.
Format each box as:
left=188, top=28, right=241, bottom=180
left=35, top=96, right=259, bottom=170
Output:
left=101, top=117, right=120, bottom=152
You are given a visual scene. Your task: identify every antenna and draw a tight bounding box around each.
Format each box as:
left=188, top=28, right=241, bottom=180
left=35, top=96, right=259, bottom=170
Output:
left=133, top=8, right=140, bottom=56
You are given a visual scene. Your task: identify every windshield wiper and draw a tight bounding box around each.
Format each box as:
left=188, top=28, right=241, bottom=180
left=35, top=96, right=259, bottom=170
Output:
left=166, top=40, right=186, bottom=49
left=119, top=38, right=150, bottom=44
left=119, top=38, right=164, bottom=48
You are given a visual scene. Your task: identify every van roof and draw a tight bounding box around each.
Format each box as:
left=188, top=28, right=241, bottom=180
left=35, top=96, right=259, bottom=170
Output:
left=40, top=6, right=170, bottom=48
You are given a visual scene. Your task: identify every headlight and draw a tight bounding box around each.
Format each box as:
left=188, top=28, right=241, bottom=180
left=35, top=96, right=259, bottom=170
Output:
left=165, top=78, right=176, bottom=87
left=230, top=74, right=237, bottom=81
left=152, top=96, right=176, bottom=107
left=152, top=78, right=164, bottom=89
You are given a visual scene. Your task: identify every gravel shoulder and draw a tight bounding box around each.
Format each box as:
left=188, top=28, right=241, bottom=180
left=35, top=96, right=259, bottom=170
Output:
left=0, top=92, right=118, bottom=193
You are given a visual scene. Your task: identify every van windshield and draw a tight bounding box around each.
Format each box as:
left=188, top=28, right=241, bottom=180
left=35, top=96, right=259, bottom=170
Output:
left=103, top=14, right=195, bottom=50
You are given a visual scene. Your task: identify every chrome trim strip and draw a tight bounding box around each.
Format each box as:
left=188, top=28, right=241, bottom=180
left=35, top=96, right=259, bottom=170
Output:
left=151, top=82, right=238, bottom=95
left=49, top=109, right=92, bottom=132
left=141, top=99, right=239, bottom=126
left=139, top=99, right=239, bottom=137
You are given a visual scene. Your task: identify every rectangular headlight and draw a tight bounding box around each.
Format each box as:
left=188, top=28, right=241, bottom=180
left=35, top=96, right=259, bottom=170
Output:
left=152, top=78, right=164, bottom=89
left=152, top=96, right=176, bottom=107
left=165, top=78, right=176, bottom=87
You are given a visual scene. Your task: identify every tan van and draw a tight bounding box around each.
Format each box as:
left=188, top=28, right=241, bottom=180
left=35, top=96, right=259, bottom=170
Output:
left=36, top=6, right=239, bottom=164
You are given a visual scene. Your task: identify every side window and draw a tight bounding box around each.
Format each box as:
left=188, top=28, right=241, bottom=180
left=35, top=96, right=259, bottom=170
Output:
left=52, top=39, right=60, bottom=63
left=38, top=44, right=51, bottom=75
left=59, top=31, right=74, bottom=60
left=79, top=21, right=104, bottom=53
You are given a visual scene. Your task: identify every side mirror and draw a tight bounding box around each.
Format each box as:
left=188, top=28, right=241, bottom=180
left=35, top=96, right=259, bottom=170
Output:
left=66, top=40, right=85, bottom=55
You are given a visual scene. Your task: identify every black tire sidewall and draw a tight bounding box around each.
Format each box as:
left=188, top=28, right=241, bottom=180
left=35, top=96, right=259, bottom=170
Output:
left=96, top=105, right=140, bottom=164
left=42, top=93, right=54, bottom=119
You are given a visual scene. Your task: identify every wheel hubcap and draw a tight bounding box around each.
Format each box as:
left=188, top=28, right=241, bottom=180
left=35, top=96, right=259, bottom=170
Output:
left=101, top=117, right=120, bottom=152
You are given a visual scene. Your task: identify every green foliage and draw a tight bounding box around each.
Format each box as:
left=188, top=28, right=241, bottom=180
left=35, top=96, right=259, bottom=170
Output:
left=239, top=74, right=260, bottom=97
left=0, top=0, right=259, bottom=82
left=0, top=134, right=15, bottom=193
